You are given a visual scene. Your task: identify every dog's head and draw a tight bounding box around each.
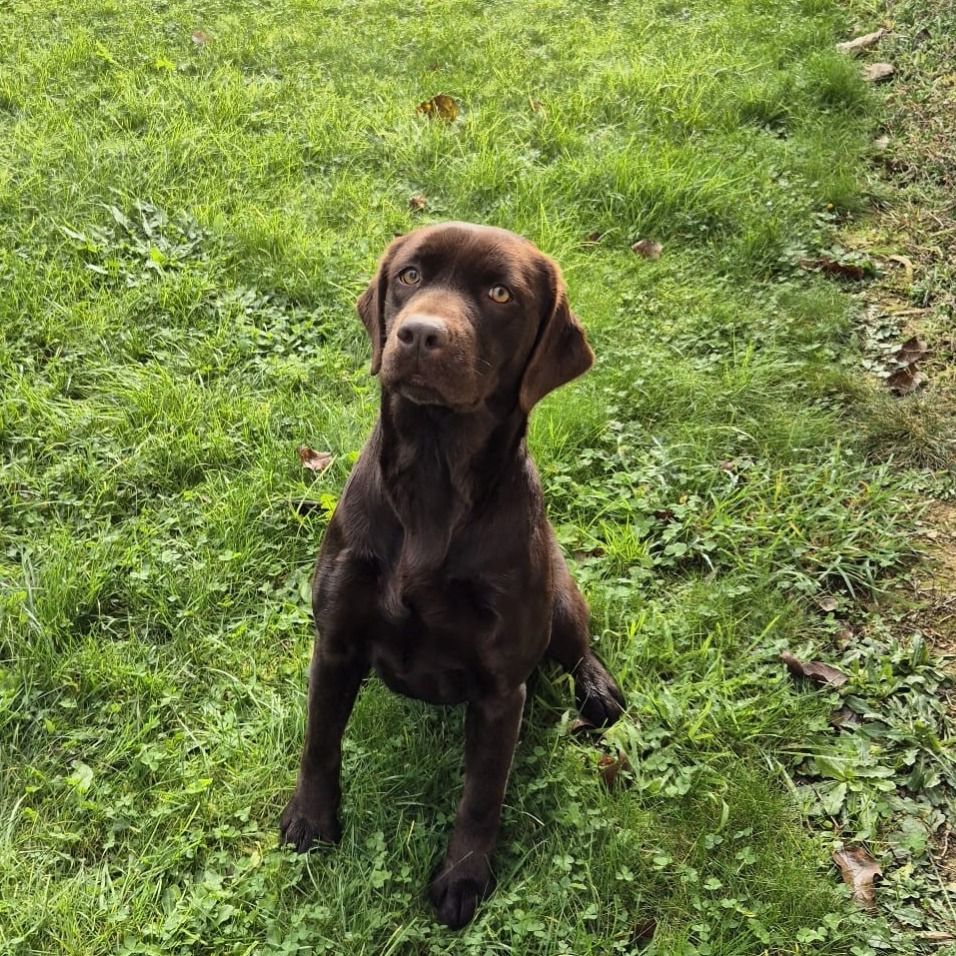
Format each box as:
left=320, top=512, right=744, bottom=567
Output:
left=356, top=222, right=593, bottom=414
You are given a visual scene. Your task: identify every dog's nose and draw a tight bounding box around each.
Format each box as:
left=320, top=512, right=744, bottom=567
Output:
left=396, top=316, right=449, bottom=355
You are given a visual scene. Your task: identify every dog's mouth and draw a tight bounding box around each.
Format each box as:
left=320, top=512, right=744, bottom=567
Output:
left=393, top=373, right=485, bottom=413
left=396, top=375, right=449, bottom=406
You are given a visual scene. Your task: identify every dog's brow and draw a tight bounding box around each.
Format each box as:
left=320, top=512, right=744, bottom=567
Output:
left=410, top=236, right=531, bottom=290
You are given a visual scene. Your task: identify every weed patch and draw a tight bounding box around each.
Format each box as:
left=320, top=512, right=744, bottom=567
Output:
left=1, top=1, right=952, bottom=953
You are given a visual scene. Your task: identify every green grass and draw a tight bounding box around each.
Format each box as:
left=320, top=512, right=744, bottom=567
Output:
left=1, top=1, right=953, bottom=953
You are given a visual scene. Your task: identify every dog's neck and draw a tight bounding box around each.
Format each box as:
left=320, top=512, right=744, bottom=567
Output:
left=377, top=390, right=527, bottom=565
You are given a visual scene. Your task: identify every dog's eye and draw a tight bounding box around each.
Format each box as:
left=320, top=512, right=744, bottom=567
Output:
left=397, top=267, right=421, bottom=286
left=488, top=285, right=512, bottom=304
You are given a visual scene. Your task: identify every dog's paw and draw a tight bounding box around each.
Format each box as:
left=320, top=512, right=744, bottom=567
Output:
left=575, top=656, right=625, bottom=728
left=428, top=856, right=495, bottom=930
left=279, top=795, right=341, bottom=852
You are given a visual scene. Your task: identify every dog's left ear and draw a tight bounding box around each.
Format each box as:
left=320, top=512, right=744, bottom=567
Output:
left=519, top=257, right=594, bottom=414
left=356, top=235, right=405, bottom=375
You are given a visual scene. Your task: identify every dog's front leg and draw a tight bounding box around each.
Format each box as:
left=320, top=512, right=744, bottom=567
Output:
left=280, top=637, right=367, bottom=852
left=429, top=684, right=526, bottom=929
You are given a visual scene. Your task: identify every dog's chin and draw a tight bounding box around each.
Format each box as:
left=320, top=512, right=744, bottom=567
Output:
left=389, top=376, right=480, bottom=413
left=396, top=380, right=449, bottom=406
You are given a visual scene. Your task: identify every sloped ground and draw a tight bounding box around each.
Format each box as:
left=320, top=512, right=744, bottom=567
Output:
left=0, top=1, right=953, bottom=954
left=853, top=0, right=956, bottom=940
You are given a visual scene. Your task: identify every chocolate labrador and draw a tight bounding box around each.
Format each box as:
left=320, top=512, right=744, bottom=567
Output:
left=280, top=222, right=625, bottom=929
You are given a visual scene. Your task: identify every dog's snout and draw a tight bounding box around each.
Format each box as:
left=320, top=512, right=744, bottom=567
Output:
left=396, top=316, right=450, bottom=354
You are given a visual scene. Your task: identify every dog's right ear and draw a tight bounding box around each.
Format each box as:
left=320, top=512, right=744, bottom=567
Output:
left=356, top=235, right=405, bottom=375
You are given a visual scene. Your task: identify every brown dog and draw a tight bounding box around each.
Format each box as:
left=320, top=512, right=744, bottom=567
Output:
left=280, top=222, right=625, bottom=929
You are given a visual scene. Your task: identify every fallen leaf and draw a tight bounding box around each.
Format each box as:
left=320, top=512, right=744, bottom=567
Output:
left=886, top=364, right=924, bottom=395
left=598, top=750, right=631, bottom=790
left=872, top=134, right=890, bottom=151
left=817, top=595, right=839, bottom=612
left=835, top=624, right=855, bottom=646
left=191, top=30, right=210, bottom=45
left=416, top=94, right=460, bottom=122
left=836, top=29, right=887, bottom=55
left=893, top=335, right=929, bottom=365
left=830, top=706, right=863, bottom=729
left=886, top=253, right=915, bottom=284
left=408, top=194, right=428, bottom=211
left=780, top=651, right=848, bottom=688
left=862, top=62, right=895, bottom=83
left=799, top=257, right=867, bottom=281
left=631, top=239, right=662, bottom=260
left=718, top=460, right=736, bottom=474
left=297, top=447, right=334, bottom=473
left=919, top=932, right=956, bottom=944
left=832, top=846, right=882, bottom=910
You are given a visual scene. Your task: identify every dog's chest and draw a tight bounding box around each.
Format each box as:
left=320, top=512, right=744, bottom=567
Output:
left=367, top=571, right=505, bottom=705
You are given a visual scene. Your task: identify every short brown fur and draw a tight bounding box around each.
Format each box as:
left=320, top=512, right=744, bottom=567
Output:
left=280, top=222, right=624, bottom=929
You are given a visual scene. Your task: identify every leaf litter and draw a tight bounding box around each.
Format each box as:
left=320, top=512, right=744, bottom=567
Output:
left=780, top=651, right=849, bottom=688
left=598, top=750, right=631, bottom=790
left=885, top=336, right=931, bottom=396
left=863, top=63, right=896, bottom=84
left=837, top=29, right=887, bottom=56
left=416, top=94, right=460, bottom=122
left=631, top=239, right=663, bottom=260
left=297, top=447, right=334, bottom=473
left=833, top=846, right=882, bottom=910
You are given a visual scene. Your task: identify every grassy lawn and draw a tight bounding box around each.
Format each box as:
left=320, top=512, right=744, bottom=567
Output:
left=1, top=1, right=953, bottom=953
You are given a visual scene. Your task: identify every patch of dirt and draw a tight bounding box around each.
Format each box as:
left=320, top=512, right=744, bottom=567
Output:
left=912, top=502, right=956, bottom=659
left=852, top=0, right=956, bottom=657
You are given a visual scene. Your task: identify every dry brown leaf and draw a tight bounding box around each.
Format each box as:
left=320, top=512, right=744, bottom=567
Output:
left=598, top=750, right=631, bottom=790
left=830, top=706, right=864, bottom=729
left=863, top=62, right=895, bottom=83
left=893, top=335, right=930, bottom=365
left=416, top=94, right=460, bottom=122
left=297, top=446, right=334, bottom=473
left=799, top=257, right=866, bottom=281
left=835, top=624, right=855, bottom=646
left=631, top=239, right=663, bottom=260
left=817, top=594, right=839, bottom=612
left=780, top=651, right=849, bottom=688
left=886, top=253, right=915, bottom=284
left=836, top=29, right=887, bottom=55
left=408, top=194, right=428, bottom=211
left=832, top=846, right=882, bottom=910
left=886, top=364, right=925, bottom=395
left=191, top=30, right=210, bottom=45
